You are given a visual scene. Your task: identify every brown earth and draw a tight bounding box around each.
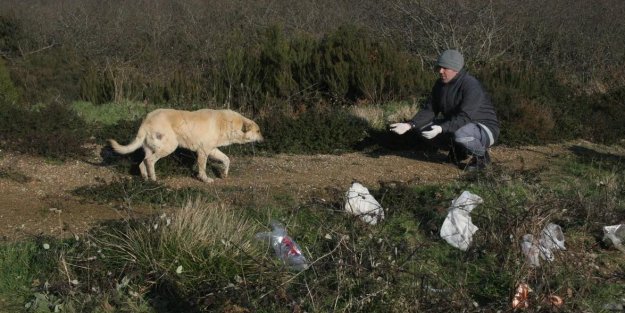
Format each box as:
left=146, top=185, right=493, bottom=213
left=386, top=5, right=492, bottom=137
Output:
left=0, top=141, right=607, bottom=242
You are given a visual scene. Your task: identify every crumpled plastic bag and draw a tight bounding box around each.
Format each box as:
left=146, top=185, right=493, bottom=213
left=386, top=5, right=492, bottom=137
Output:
left=344, top=182, right=384, bottom=225
left=521, top=223, right=566, bottom=267
left=603, top=224, right=625, bottom=253
left=521, top=234, right=541, bottom=267
left=439, top=190, right=482, bottom=251
left=539, top=223, right=566, bottom=261
left=255, top=220, right=309, bottom=271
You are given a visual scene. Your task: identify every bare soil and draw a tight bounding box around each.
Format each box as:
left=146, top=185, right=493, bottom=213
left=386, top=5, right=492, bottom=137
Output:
left=0, top=142, right=588, bottom=241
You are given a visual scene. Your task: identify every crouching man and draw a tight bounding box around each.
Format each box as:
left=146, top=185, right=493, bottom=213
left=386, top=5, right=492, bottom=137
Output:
left=390, top=49, right=499, bottom=171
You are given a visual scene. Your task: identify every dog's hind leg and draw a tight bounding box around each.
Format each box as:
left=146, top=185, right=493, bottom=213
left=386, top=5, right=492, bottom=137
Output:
left=144, top=154, right=159, bottom=181
left=207, top=148, right=230, bottom=179
left=145, top=149, right=173, bottom=181
left=144, top=132, right=177, bottom=181
left=139, top=147, right=151, bottom=180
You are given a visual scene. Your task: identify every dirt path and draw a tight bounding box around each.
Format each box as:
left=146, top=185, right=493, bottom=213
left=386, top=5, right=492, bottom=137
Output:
left=0, top=143, right=574, bottom=241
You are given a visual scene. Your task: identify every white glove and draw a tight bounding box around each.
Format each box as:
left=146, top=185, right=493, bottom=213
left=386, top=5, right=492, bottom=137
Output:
left=389, top=123, right=412, bottom=135
left=421, top=125, right=442, bottom=139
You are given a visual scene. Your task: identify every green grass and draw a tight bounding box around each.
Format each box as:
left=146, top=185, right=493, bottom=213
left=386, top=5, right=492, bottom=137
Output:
left=72, top=177, right=217, bottom=206
left=0, top=242, right=37, bottom=311
left=70, top=101, right=158, bottom=126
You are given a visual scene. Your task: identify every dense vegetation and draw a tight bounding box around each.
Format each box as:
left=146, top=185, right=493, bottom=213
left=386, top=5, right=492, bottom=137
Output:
left=1, top=0, right=625, bottom=149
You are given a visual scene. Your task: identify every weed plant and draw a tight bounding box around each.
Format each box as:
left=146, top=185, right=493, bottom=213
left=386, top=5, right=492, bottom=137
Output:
left=72, top=178, right=216, bottom=207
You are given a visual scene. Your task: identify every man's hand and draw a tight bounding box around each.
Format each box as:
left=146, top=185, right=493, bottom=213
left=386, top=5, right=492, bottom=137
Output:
left=421, top=125, right=442, bottom=139
left=389, top=123, right=412, bottom=135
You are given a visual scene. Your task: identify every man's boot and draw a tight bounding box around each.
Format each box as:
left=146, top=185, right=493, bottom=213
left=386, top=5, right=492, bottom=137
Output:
left=465, top=150, right=491, bottom=171
left=446, top=144, right=468, bottom=165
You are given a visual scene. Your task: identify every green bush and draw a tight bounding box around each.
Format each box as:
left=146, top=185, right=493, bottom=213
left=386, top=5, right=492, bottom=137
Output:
left=572, top=87, right=625, bottom=144
left=79, top=63, right=206, bottom=105
left=0, top=58, right=19, bottom=105
left=318, top=25, right=430, bottom=103
left=0, top=102, right=89, bottom=159
left=477, top=62, right=575, bottom=145
left=72, top=25, right=430, bottom=114
left=256, top=106, right=371, bottom=154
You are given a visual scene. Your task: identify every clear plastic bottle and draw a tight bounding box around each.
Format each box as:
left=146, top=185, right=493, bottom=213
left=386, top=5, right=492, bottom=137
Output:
left=255, top=220, right=309, bottom=271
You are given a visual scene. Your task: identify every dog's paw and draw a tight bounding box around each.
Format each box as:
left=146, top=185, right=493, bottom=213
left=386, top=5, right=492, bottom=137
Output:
left=198, top=174, right=214, bottom=183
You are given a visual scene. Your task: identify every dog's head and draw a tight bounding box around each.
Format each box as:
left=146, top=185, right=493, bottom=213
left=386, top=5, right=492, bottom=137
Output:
left=241, top=118, right=264, bottom=143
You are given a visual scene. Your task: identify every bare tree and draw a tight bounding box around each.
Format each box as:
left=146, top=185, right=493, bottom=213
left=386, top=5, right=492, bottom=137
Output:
left=381, top=0, right=509, bottom=65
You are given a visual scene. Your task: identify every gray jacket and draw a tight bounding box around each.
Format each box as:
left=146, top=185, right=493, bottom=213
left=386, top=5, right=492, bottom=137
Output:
left=410, top=69, right=499, bottom=143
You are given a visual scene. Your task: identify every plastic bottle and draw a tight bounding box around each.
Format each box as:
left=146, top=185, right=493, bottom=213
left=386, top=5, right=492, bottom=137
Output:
left=255, top=220, right=309, bottom=271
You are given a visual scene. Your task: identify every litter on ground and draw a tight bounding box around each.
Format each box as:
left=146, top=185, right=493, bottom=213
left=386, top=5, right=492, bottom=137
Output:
left=439, top=190, right=482, bottom=251
left=603, top=224, right=625, bottom=253
left=344, top=182, right=385, bottom=225
left=255, top=220, right=309, bottom=271
left=520, top=223, right=566, bottom=267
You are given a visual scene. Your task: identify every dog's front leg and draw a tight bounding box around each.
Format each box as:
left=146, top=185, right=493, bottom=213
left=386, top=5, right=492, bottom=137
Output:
left=208, top=148, right=230, bottom=178
left=196, top=150, right=214, bottom=183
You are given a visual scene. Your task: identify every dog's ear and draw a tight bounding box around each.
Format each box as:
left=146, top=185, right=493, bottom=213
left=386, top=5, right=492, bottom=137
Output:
left=242, top=119, right=253, bottom=133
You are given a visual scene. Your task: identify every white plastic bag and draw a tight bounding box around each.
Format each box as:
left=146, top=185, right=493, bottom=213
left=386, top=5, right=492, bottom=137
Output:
left=521, top=234, right=541, bottom=267
left=539, top=223, right=566, bottom=261
left=255, top=220, right=309, bottom=271
left=344, top=182, right=384, bottom=225
left=520, top=223, right=566, bottom=267
left=439, top=191, right=482, bottom=251
left=603, top=224, right=625, bottom=253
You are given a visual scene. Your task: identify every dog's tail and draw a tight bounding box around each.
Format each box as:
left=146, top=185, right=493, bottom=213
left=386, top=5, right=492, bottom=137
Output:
left=108, top=127, right=147, bottom=155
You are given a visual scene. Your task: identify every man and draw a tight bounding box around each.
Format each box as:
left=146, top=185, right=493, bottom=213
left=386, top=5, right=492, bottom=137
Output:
left=390, top=49, right=499, bottom=171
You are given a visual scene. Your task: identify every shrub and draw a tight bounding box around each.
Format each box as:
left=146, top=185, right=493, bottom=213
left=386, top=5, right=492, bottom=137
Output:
left=477, top=62, right=574, bottom=145
left=0, top=58, right=19, bottom=105
left=0, top=102, right=89, bottom=159
left=508, top=99, right=556, bottom=143
left=256, top=106, right=371, bottom=154
left=317, top=25, right=430, bottom=103
left=573, top=87, right=625, bottom=144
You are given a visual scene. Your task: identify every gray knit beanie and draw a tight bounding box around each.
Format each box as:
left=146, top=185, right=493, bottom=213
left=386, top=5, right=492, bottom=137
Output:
left=436, top=49, right=464, bottom=71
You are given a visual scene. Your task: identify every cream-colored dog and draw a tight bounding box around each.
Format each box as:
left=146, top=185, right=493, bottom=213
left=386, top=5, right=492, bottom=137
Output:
left=108, top=108, right=263, bottom=182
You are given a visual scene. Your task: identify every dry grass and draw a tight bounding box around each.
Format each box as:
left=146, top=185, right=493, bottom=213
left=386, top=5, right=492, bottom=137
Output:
left=161, top=197, right=259, bottom=259
left=349, top=102, right=419, bottom=130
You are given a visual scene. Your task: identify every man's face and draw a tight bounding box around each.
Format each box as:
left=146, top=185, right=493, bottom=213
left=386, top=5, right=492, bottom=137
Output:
left=438, top=67, right=458, bottom=83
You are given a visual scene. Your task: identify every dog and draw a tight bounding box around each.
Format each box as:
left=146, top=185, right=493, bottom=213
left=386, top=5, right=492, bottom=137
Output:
left=108, top=108, right=263, bottom=182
